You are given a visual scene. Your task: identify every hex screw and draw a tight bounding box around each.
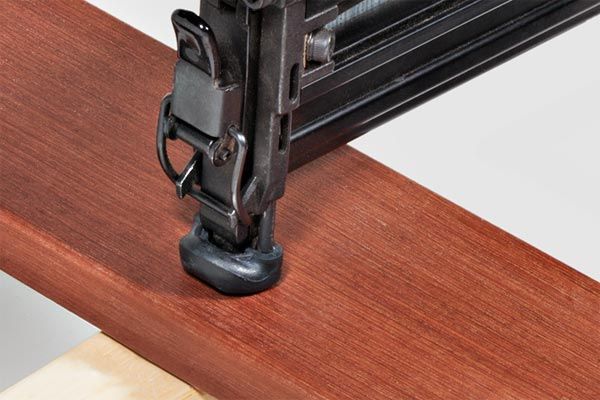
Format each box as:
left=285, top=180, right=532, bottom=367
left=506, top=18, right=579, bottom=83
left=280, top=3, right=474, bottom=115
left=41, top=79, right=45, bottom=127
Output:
left=218, top=149, right=231, bottom=162
left=306, top=28, right=335, bottom=64
left=211, top=135, right=236, bottom=167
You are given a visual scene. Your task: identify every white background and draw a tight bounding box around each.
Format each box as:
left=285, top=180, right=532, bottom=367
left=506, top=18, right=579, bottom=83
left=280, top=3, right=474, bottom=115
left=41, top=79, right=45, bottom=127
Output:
left=1, top=0, right=598, bottom=391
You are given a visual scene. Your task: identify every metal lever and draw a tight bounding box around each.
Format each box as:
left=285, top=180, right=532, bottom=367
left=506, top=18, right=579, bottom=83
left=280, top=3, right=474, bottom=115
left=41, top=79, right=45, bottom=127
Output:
left=156, top=94, right=251, bottom=225
left=171, top=9, right=221, bottom=80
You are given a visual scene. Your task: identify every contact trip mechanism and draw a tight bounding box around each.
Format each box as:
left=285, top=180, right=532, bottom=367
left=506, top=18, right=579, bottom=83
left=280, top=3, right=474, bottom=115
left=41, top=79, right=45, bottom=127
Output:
left=157, top=9, right=283, bottom=295
left=157, top=0, right=338, bottom=295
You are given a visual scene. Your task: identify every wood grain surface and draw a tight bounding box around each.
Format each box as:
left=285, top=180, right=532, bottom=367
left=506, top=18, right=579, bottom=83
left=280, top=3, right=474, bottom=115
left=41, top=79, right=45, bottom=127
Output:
left=0, top=334, right=213, bottom=400
left=1, top=1, right=599, bottom=399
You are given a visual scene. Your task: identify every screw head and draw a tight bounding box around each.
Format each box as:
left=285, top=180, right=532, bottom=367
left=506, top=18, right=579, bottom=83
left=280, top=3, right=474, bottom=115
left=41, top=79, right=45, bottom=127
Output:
left=218, top=149, right=231, bottom=161
left=210, top=135, right=236, bottom=167
left=306, top=28, right=335, bottom=64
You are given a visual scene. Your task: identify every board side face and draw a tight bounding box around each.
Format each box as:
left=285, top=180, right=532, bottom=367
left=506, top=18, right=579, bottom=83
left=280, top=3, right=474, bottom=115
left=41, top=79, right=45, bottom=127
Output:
left=1, top=2, right=599, bottom=399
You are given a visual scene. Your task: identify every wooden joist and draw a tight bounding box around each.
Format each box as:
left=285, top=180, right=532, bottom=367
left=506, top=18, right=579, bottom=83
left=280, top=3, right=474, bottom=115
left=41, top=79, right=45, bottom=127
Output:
left=0, top=334, right=212, bottom=400
left=1, top=1, right=599, bottom=399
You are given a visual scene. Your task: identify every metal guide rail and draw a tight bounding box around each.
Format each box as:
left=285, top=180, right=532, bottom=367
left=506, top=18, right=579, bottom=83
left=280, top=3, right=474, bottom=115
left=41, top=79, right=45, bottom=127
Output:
left=157, top=0, right=600, bottom=294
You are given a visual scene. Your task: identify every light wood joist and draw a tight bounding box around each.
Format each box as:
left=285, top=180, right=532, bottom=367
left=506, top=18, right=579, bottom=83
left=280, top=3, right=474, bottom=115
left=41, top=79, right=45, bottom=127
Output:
left=0, top=334, right=212, bottom=400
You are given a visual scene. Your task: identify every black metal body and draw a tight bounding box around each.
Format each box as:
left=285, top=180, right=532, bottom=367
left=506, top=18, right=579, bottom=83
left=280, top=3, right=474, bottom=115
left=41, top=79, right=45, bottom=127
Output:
left=157, top=0, right=600, bottom=294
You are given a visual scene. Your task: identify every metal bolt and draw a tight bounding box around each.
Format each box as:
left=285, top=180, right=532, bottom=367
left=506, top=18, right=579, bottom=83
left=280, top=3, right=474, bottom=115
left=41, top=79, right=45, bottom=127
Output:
left=306, top=28, right=335, bottom=64
left=218, top=149, right=231, bottom=162
left=211, top=135, right=235, bottom=167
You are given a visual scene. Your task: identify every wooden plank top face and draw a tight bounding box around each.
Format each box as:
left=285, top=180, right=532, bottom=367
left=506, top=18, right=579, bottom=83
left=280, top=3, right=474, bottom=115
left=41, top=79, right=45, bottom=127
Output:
left=1, top=2, right=599, bottom=399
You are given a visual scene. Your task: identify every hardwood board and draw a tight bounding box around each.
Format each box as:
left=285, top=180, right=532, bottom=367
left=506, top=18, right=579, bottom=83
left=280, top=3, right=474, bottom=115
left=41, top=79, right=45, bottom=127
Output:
left=0, top=333, right=213, bottom=400
left=1, top=1, right=599, bottom=399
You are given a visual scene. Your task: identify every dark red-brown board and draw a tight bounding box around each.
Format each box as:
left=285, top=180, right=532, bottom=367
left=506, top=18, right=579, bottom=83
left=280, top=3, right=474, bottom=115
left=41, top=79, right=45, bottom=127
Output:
left=1, top=2, right=599, bottom=399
